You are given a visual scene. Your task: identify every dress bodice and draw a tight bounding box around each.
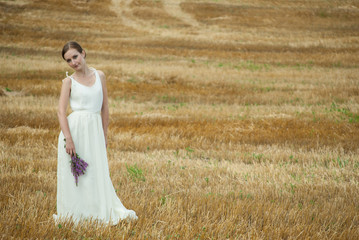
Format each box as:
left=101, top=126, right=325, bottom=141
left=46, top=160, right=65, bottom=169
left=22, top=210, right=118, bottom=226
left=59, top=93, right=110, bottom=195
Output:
left=67, top=68, right=103, bottom=113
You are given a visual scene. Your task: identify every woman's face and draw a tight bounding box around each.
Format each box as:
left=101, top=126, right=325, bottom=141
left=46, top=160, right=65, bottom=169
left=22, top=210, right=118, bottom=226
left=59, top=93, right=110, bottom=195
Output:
left=63, top=48, right=86, bottom=71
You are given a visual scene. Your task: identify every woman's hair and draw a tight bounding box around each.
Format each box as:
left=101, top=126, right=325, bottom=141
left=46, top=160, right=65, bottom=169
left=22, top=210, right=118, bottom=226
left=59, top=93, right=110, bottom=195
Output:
left=62, top=41, right=86, bottom=60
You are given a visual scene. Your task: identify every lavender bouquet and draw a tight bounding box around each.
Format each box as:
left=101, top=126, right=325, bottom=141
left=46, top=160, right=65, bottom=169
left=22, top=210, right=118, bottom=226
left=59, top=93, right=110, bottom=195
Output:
left=64, top=138, right=89, bottom=186
left=70, top=153, right=89, bottom=186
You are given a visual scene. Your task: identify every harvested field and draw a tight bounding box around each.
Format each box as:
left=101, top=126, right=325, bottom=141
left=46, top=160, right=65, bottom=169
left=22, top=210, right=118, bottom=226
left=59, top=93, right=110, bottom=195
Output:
left=1, top=0, right=359, bottom=239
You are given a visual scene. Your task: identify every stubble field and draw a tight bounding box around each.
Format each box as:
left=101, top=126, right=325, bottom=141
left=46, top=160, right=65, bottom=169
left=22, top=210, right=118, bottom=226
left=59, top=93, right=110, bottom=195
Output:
left=1, top=0, right=359, bottom=239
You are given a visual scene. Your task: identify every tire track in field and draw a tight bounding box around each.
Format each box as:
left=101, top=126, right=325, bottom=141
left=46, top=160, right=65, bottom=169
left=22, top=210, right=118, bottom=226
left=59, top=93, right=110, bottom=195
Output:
left=111, top=0, right=201, bottom=37
left=162, top=0, right=200, bottom=27
left=111, top=0, right=242, bottom=48
left=111, top=0, right=148, bottom=33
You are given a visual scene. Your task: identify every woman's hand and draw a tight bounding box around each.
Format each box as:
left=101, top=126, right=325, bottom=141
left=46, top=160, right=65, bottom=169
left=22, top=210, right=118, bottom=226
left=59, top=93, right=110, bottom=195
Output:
left=65, top=138, right=76, bottom=156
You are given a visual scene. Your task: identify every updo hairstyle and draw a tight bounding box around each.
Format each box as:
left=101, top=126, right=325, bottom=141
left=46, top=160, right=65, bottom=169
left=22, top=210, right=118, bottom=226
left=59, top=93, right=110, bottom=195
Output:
left=62, top=41, right=86, bottom=60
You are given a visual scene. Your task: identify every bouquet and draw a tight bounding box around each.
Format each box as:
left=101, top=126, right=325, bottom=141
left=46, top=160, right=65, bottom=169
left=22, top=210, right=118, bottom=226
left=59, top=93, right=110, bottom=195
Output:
left=64, top=138, right=89, bottom=186
left=70, top=153, right=89, bottom=186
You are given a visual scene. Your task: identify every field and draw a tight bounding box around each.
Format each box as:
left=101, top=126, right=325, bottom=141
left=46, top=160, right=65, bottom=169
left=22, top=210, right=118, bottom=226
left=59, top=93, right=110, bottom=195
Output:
left=1, top=0, right=359, bottom=239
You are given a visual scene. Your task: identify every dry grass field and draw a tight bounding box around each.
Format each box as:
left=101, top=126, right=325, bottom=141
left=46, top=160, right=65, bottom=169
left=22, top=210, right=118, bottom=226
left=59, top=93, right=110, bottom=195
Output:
left=1, top=0, right=359, bottom=239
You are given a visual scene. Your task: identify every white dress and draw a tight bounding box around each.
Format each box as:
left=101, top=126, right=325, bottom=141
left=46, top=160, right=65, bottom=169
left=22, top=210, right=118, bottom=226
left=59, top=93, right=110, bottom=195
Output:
left=53, top=68, right=138, bottom=225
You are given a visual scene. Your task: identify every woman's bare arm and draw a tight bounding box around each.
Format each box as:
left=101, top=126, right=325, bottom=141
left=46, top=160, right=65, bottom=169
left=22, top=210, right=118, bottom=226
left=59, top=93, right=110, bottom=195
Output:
left=99, top=70, right=109, bottom=147
left=58, top=77, right=76, bottom=156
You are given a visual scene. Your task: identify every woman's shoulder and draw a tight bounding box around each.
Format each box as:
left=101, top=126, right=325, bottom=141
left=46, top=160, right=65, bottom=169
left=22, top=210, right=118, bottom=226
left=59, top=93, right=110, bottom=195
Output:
left=95, top=69, right=106, bottom=82
left=61, top=77, right=72, bottom=88
left=62, top=76, right=72, bottom=83
left=96, top=69, right=105, bottom=78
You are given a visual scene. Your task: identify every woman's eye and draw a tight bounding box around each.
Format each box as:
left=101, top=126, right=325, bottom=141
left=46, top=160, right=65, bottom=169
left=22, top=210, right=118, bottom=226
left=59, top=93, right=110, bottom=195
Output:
left=74, top=55, right=78, bottom=59
left=66, top=59, right=71, bottom=63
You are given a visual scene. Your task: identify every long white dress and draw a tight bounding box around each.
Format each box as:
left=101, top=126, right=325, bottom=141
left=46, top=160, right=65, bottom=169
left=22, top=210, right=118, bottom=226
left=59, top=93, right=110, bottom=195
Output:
left=53, top=68, right=138, bottom=225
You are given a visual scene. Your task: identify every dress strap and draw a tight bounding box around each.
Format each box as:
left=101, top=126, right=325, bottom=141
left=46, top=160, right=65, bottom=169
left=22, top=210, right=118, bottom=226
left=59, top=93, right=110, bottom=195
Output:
left=65, top=71, right=75, bottom=86
left=89, top=67, right=98, bottom=78
left=88, top=67, right=100, bottom=82
left=62, top=71, right=71, bottom=83
left=66, top=71, right=74, bottom=80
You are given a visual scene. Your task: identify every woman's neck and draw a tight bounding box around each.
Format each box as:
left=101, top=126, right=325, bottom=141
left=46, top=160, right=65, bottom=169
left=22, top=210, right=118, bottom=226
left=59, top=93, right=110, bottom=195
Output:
left=74, top=66, right=91, bottom=79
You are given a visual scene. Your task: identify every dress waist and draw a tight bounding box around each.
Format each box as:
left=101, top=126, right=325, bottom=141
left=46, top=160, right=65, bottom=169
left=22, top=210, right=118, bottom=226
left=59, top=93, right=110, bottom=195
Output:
left=69, top=110, right=101, bottom=116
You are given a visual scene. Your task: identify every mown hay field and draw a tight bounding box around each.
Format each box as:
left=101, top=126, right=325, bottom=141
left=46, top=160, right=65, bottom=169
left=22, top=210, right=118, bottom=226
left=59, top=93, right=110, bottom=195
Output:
left=1, top=0, right=359, bottom=239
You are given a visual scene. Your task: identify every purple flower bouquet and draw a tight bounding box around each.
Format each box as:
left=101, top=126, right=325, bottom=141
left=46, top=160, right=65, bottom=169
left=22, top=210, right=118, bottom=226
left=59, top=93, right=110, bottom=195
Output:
left=70, top=153, right=89, bottom=186
left=64, top=138, right=89, bottom=186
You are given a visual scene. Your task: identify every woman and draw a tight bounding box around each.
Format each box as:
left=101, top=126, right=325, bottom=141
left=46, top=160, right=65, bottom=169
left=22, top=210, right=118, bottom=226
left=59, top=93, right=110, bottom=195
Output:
left=53, top=41, right=137, bottom=224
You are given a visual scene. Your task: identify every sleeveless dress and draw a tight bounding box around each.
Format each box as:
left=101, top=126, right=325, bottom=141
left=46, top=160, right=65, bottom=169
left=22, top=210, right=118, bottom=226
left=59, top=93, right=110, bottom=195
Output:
left=53, top=68, right=138, bottom=225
